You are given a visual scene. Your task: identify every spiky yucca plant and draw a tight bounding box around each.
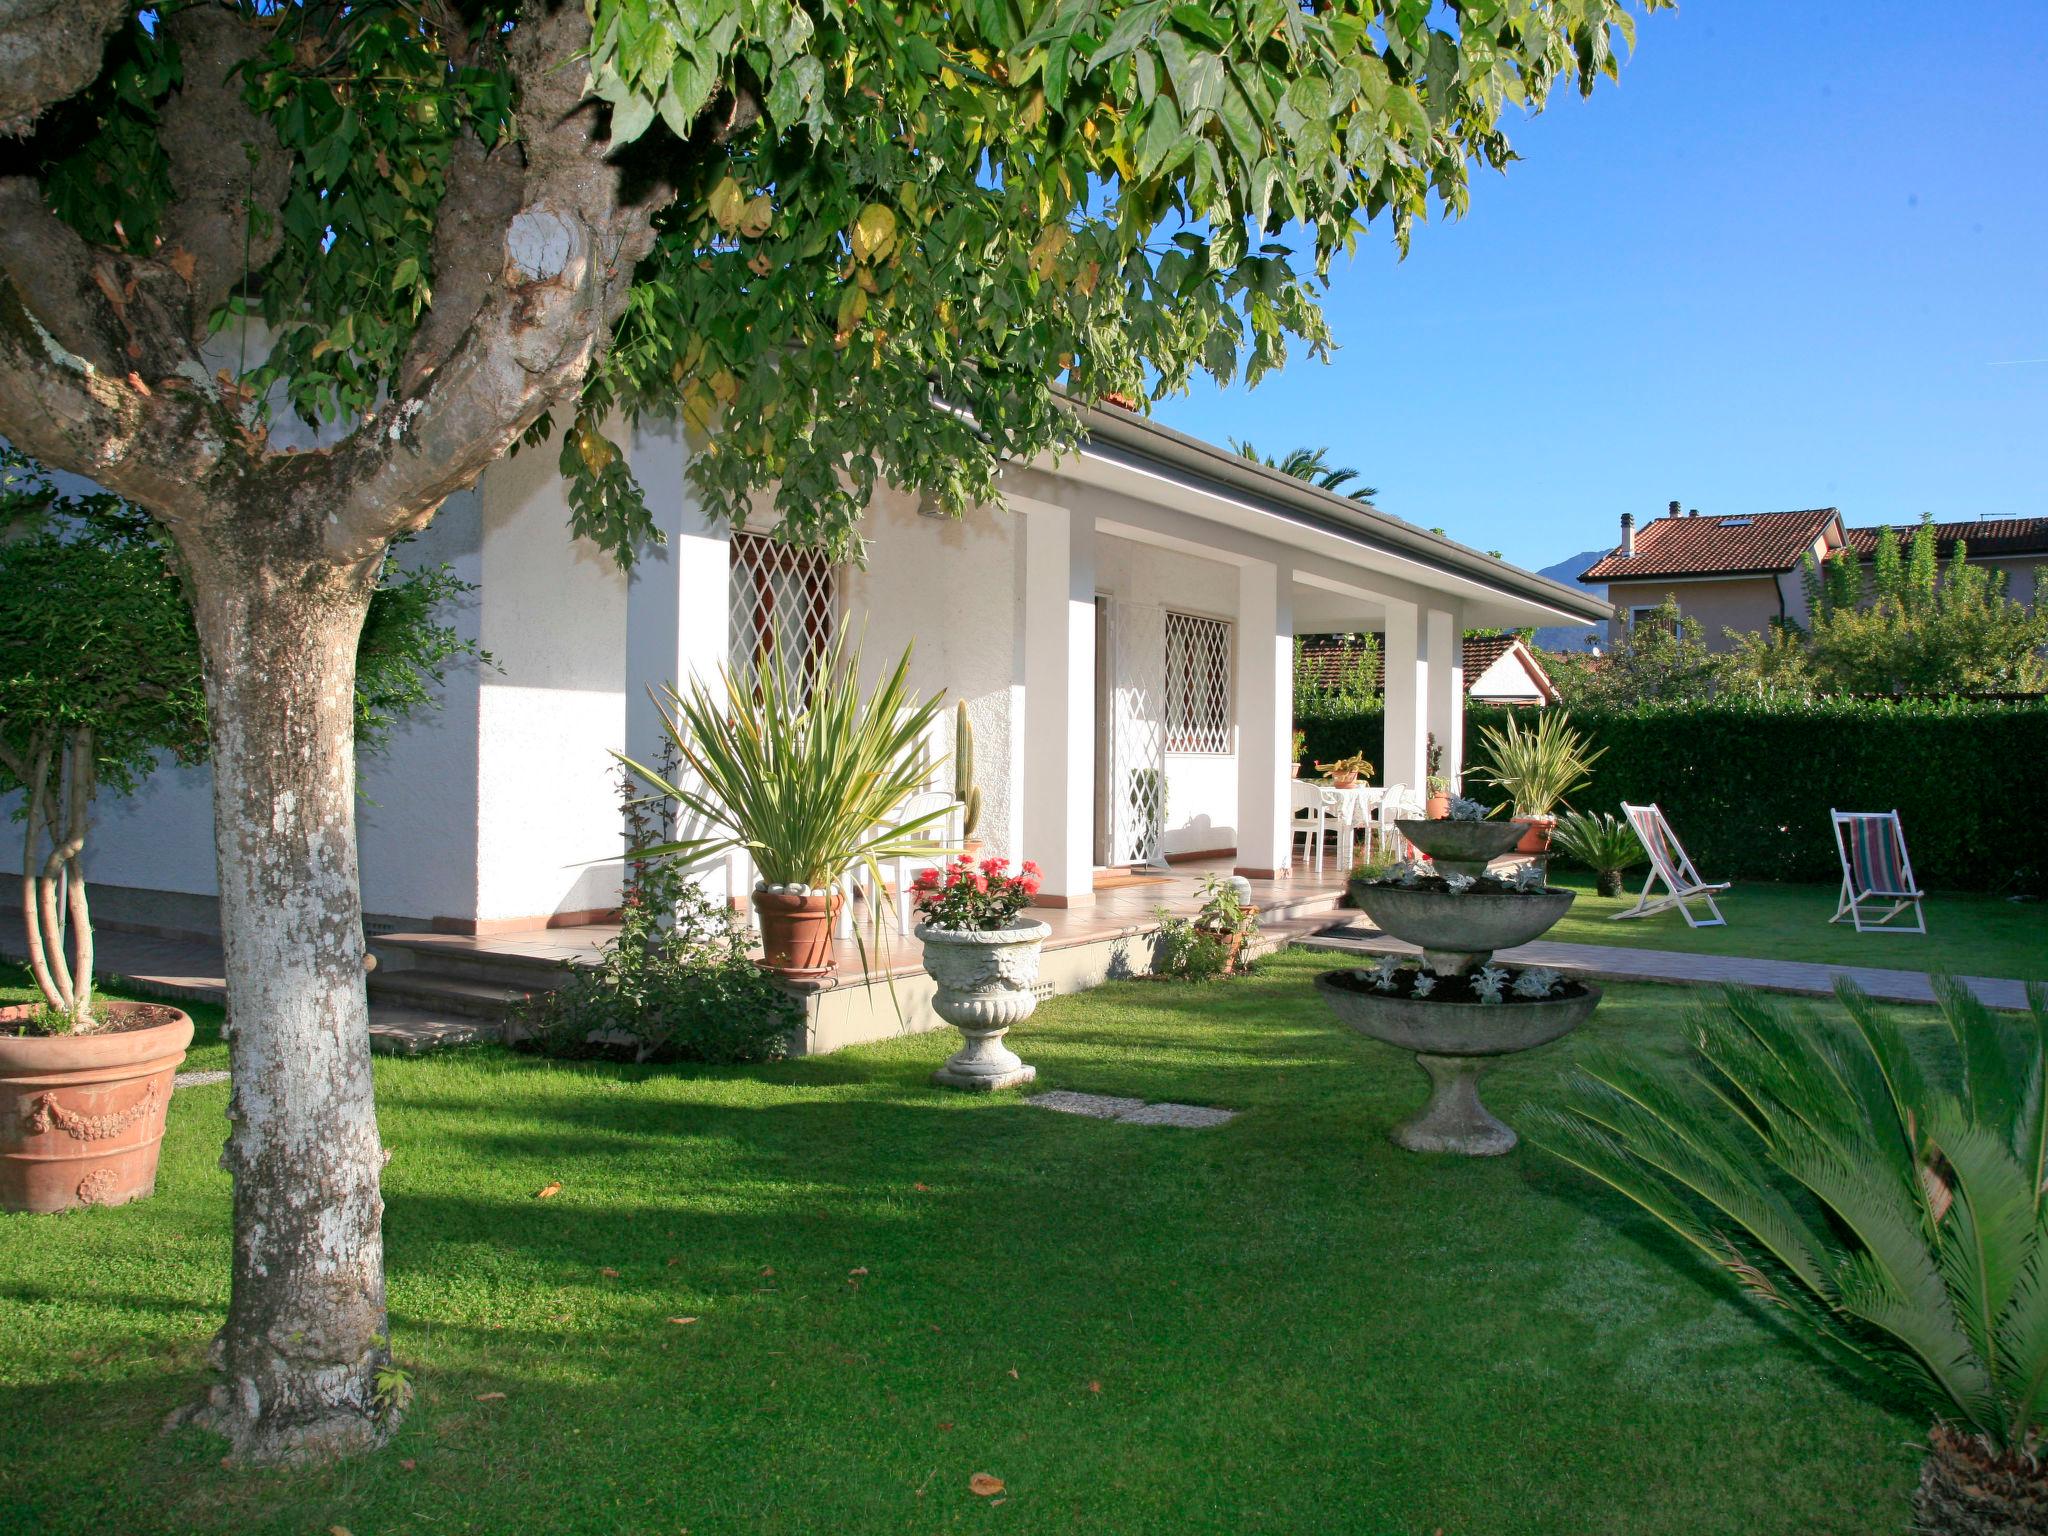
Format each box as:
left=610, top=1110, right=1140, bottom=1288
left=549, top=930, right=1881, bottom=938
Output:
left=1535, top=981, right=2048, bottom=1535
left=1550, top=810, right=1645, bottom=897
left=618, top=637, right=954, bottom=954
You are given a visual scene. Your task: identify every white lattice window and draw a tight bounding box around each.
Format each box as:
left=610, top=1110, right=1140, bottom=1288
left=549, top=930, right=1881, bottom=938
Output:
left=1164, top=610, right=1232, bottom=754
left=730, top=530, right=839, bottom=695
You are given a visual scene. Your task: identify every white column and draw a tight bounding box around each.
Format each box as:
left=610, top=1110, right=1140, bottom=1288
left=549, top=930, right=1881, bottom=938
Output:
left=1424, top=606, right=1463, bottom=792
left=623, top=417, right=731, bottom=896
left=1019, top=500, right=1095, bottom=907
left=1234, top=561, right=1293, bottom=878
left=1382, top=600, right=1428, bottom=793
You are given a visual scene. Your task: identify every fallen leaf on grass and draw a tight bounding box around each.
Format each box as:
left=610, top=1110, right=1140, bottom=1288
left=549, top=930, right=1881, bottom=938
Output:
left=400, top=1459, right=416, bottom=1471
left=969, top=1473, right=1005, bottom=1497
left=667, top=1316, right=698, bottom=1326
left=535, top=1182, right=562, bottom=1199
left=600, top=1267, right=621, bottom=1279
left=914, top=1182, right=930, bottom=1192
left=666, top=1255, right=681, bottom=1267
left=474, top=1391, right=506, bottom=1402
left=1006, top=1368, right=1019, bottom=1379
left=1086, top=1381, right=1102, bottom=1394
left=759, top=1265, right=776, bottom=1277
left=329, top=1527, right=353, bottom=1536
left=937, top=1421, right=954, bottom=1433
left=849, top=1267, right=869, bottom=1278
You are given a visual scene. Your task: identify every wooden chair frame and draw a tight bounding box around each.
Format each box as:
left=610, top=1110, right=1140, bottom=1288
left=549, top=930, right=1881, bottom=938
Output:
left=1830, top=809, right=1927, bottom=935
left=1613, top=802, right=1730, bottom=928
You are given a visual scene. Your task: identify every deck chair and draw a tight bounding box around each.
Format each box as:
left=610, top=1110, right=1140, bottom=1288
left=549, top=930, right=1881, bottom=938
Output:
left=1830, top=810, right=1927, bottom=935
left=1613, top=802, right=1730, bottom=928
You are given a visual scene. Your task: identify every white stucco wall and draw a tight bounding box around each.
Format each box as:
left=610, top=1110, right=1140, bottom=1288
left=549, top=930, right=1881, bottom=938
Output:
left=472, top=425, right=631, bottom=923
left=843, top=487, right=1023, bottom=859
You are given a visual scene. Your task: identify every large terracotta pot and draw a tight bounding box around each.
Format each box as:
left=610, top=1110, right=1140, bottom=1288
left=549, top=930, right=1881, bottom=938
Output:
left=1511, top=814, right=1556, bottom=854
left=1425, top=791, right=1451, bottom=820
left=0, top=1000, right=193, bottom=1214
left=752, top=889, right=838, bottom=978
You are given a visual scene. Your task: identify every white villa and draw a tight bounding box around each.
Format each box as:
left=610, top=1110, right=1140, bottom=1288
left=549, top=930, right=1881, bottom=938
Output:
left=56, top=400, right=1606, bottom=952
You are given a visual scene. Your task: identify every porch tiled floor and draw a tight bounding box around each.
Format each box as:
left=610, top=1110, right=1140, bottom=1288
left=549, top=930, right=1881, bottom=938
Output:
left=375, top=859, right=1353, bottom=983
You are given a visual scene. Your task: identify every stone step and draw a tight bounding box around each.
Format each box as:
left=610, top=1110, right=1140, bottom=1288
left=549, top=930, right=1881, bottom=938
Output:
left=366, top=968, right=540, bottom=1021
left=369, top=935, right=582, bottom=992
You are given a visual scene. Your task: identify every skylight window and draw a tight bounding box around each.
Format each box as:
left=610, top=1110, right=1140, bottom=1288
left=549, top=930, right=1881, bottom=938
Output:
left=1717, top=517, right=1754, bottom=527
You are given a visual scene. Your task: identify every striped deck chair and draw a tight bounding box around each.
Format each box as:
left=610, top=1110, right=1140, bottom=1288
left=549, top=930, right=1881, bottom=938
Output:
left=1831, top=810, right=1926, bottom=935
left=1613, top=802, right=1730, bottom=928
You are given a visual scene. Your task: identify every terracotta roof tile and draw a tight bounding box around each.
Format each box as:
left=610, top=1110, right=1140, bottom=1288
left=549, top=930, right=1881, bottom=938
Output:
left=1844, top=519, right=2048, bottom=561
left=1580, top=507, right=1839, bottom=582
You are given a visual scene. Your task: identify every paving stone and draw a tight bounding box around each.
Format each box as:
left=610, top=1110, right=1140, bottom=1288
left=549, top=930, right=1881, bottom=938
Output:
left=368, top=1012, right=500, bottom=1056
left=1027, top=1090, right=1146, bottom=1120
left=173, top=1069, right=230, bottom=1089
left=1117, top=1101, right=1237, bottom=1128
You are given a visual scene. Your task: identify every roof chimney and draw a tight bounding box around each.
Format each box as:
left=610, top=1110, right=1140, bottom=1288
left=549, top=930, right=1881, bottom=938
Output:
left=1689, top=507, right=1700, bottom=518
left=1667, top=500, right=1680, bottom=518
left=1620, top=512, right=1636, bottom=558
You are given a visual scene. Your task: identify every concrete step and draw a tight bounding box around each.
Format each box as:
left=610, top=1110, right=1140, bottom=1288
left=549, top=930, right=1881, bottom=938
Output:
left=366, top=968, right=540, bottom=1021
left=369, top=936, right=582, bottom=992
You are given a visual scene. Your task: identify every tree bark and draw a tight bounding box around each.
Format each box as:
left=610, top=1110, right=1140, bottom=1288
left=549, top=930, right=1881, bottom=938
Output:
left=175, top=537, right=394, bottom=1463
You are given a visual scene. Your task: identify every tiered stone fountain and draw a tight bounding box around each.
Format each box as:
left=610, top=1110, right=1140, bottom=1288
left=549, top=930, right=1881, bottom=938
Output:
left=1317, top=815, right=1600, bottom=1155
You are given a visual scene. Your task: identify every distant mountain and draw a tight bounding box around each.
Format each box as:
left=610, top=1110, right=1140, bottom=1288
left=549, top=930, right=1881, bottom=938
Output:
left=1530, top=549, right=1610, bottom=653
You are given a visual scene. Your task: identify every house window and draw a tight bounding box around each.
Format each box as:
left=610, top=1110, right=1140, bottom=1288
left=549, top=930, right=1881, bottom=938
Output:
left=1163, top=610, right=1232, bottom=754
left=1628, top=605, right=1669, bottom=632
left=729, top=530, right=838, bottom=695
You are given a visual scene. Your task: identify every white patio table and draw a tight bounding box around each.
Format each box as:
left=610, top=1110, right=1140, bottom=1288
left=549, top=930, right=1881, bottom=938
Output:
left=1290, top=780, right=1382, bottom=872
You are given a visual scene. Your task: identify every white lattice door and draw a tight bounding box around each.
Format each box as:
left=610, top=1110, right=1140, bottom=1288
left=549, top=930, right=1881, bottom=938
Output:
left=1106, top=598, right=1168, bottom=869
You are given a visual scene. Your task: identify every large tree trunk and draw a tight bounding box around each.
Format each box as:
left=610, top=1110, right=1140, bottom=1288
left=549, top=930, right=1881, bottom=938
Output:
left=178, top=540, right=394, bottom=1464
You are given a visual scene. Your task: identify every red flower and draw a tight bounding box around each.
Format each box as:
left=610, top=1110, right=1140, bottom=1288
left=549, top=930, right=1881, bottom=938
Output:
left=913, top=868, right=941, bottom=889
left=978, top=856, right=1007, bottom=876
left=972, top=874, right=989, bottom=892
left=1020, top=860, right=1043, bottom=878
left=1020, top=876, right=1042, bottom=895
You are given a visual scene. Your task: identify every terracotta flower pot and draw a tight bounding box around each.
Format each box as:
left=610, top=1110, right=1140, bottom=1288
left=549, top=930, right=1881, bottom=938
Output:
left=1425, top=792, right=1452, bottom=820
left=1196, top=914, right=1257, bottom=975
left=0, top=1000, right=193, bottom=1214
left=1330, top=769, right=1359, bottom=789
left=751, top=888, right=838, bottom=978
left=1511, top=815, right=1556, bottom=854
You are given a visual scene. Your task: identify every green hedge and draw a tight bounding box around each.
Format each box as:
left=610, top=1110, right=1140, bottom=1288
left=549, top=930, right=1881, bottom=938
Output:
left=1295, top=697, right=2048, bottom=892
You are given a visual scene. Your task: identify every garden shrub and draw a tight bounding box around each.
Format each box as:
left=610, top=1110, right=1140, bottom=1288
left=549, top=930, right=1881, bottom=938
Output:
left=1297, top=696, right=2048, bottom=893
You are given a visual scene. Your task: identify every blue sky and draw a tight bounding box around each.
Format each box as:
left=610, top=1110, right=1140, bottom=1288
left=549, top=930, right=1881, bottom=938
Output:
left=1151, top=3, right=2048, bottom=570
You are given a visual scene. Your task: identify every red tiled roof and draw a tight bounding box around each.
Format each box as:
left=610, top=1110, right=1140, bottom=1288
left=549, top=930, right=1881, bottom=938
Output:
left=1297, top=635, right=1555, bottom=700
left=1844, top=518, right=2048, bottom=561
left=1579, top=507, right=1839, bottom=582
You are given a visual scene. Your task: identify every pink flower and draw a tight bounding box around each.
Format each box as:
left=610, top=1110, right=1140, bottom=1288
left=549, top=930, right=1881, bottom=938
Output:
left=1020, top=875, right=1042, bottom=895
left=913, top=868, right=941, bottom=889
left=979, top=856, right=1007, bottom=876
left=972, top=874, right=989, bottom=893
left=1020, top=860, right=1042, bottom=878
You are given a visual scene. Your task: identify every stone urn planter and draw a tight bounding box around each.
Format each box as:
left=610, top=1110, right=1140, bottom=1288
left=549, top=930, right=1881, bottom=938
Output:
left=0, top=1000, right=193, bottom=1213
left=1396, top=817, right=1523, bottom=879
left=751, top=887, right=838, bottom=979
left=917, top=920, right=1050, bottom=1091
left=1319, top=867, right=1597, bottom=1155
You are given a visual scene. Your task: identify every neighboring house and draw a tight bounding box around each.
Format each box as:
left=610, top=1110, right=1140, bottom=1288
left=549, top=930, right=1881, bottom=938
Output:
left=1298, top=633, right=1560, bottom=706
left=1844, top=518, right=2048, bottom=607
left=13, top=403, right=1606, bottom=938
left=1580, top=501, right=2048, bottom=650
left=1579, top=502, right=1842, bottom=652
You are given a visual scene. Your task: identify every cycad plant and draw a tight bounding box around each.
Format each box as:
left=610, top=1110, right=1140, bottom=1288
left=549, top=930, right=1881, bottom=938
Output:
left=1535, top=981, right=2048, bottom=1533
left=619, top=636, right=954, bottom=957
left=1467, top=710, right=1603, bottom=819
left=1549, top=810, right=1644, bottom=897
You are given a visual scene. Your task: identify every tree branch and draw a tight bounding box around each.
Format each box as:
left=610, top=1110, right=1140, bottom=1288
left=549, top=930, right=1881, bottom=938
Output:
left=0, top=0, right=126, bottom=139
left=309, top=0, right=672, bottom=560
left=157, top=6, right=293, bottom=344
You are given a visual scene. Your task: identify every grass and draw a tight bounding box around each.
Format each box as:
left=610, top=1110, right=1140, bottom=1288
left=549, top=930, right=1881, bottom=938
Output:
left=1, top=952, right=1923, bottom=1535
left=1536, top=867, right=2048, bottom=980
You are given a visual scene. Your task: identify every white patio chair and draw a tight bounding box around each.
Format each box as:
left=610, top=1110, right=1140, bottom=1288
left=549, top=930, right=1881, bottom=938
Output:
left=1372, top=784, right=1424, bottom=862
left=888, top=789, right=966, bottom=935
left=1613, top=802, right=1729, bottom=927
left=1290, top=779, right=1329, bottom=873
left=1830, top=809, right=1927, bottom=935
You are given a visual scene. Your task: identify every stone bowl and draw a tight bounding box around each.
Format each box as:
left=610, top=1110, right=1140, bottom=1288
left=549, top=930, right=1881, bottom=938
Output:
left=1315, top=970, right=1599, bottom=1057
left=1395, top=817, right=1524, bottom=876
left=1353, top=884, right=1575, bottom=962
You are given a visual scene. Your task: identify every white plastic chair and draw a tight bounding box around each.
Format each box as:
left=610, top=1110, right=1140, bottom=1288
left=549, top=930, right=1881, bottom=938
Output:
left=1290, top=779, right=1329, bottom=873
left=888, top=790, right=966, bottom=935
left=1830, top=809, right=1926, bottom=935
left=1614, top=802, right=1730, bottom=927
left=1373, top=784, right=1423, bottom=862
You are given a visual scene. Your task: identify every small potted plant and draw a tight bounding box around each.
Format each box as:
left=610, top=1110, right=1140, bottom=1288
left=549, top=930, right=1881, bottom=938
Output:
left=1192, top=873, right=1261, bottom=974
left=1550, top=810, right=1646, bottom=898
left=1424, top=733, right=1451, bottom=818
left=1467, top=711, right=1603, bottom=854
left=1315, top=753, right=1374, bottom=790
left=911, top=856, right=1050, bottom=1090
left=621, top=637, right=954, bottom=979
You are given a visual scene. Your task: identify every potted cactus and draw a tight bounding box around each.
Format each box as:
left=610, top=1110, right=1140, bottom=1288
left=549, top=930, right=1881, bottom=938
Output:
left=1315, top=753, right=1373, bottom=790
left=954, top=700, right=985, bottom=858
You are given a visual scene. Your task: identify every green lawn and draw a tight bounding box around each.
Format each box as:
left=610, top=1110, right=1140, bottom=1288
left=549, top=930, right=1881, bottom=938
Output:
left=2, top=953, right=1922, bottom=1535
left=1536, top=869, right=2048, bottom=981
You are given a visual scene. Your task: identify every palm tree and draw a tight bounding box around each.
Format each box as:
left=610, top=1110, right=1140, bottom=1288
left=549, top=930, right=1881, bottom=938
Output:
left=1228, top=439, right=1378, bottom=505
left=1534, top=979, right=2048, bottom=1534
